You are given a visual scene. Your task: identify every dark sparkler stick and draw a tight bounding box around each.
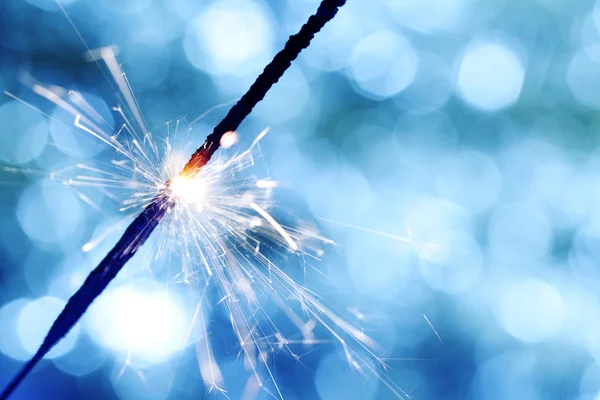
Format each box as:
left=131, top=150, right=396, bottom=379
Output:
left=0, top=0, right=346, bottom=398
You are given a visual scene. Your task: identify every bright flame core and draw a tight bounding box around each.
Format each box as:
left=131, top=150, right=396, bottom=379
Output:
left=170, top=175, right=207, bottom=211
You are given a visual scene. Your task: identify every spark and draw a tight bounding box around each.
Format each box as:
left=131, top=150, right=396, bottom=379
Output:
left=249, top=202, right=299, bottom=251
left=318, top=218, right=441, bottom=254
left=423, top=314, right=443, bottom=344
left=256, top=179, right=278, bottom=189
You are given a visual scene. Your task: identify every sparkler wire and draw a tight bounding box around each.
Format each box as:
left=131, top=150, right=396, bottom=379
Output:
left=0, top=0, right=347, bottom=398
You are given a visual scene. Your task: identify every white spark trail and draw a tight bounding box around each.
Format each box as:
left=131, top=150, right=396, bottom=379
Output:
left=423, top=314, right=443, bottom=344
left=99, top=47, right=150, bottom=137
left=249, top=202, right=299, bottom=251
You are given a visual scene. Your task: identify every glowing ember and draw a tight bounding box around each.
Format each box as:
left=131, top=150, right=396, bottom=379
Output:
left=219, top=130, right=238, bottom=149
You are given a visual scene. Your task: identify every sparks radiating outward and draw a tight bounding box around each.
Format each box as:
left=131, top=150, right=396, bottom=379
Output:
left=0, top=0, right=436, bottom=399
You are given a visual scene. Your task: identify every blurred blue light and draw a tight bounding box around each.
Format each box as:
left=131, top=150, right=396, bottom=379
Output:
left=580, top=363, right=600, bottom=400
left=345, top=232, right=415, bottom=300
left=435, top=150, right=502, bottom=214
left=300, top=1, right=367, bottom=72
left=111, top=362, right=173, bottom=400
left=419, top=230, right=483, bottom=294
left=17, top=180, right=86, bottom=250
left=125, top=8, right=182, bottom=46
left=349, top=30, right=419, bottom=99
left=183, top=0, right=274, bottom=77
left=381, top=0, right=471, bottom=34
left=122, top=43, right=172, bottom=92
left=52, top=337, right=106, bottom=377
left=22, top=249, right=59, bottom=296
left=86, top=279, right=191, bottom=365
left=24, top=0, right=79, bottom=12
left=395, top=51, right=451, bottom=113
left=455, top=40, right=525, bottom=111
left=166, top=0, right=207, bottom=22
left=0, top=299, right=31, bottom=361
left=98, top=0, right=152, bottom=16
left=498, top=279, right=565, bottom=342
left=356, top=310, right=397, bottom=354
left=567, top=46, right=600, bottom=108
left=499, top=140, right=561, bottom=200
left=472, top=352, right=541, bottom=399
left=403, top=196, right=472, bottom=241
left=303, top=161, right=376, bottom=225
left=571, top=222, right=600, bottom=285
left=488, top=202, right=552, bottom=264
left=49, top=92, right=114, bottom=159
left=17, top=296, right=80, bottom=359
left=394, top=111, right=457, bottom=171
left=0, top=101, right=49, bottom=165
left=254, top=65, right=309, bottom=124
left=315, top=351, right=378, bottom=400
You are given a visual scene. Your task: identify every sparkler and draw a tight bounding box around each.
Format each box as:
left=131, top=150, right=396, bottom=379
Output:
left=0, top=1, right=359, bottom=399
left=0, top=0, right=437, bottom=399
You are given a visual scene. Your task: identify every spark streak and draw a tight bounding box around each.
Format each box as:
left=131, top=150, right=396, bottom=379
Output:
left=249, top=202, right=299, bottom=251
left=423, top=314, right=443, bottom=344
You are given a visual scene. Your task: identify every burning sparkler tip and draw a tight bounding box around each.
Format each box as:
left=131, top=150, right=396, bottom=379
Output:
left=168, top=175, right=208, bottom=208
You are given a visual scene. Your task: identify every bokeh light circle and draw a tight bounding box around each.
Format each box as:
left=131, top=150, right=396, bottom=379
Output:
left=419, top=229, right=483, bottom=293
left=455, top=40, right=525, bottom=111
left=183, top=0, right=274, bottom=76
left=0, top=100, right=49, bottom=165
left=436, top=150, right=502, bottom=214
left=0, top=299, right=31, bottom=361
left=567, top=46, right=600, bottom=108
left=17, top=180, right=85, bottom=249
left=498, top=279, right=565, bottom=342
left=349, top=30, right=419, bottom=99
left=86, top=280, right=190, bottom=364
left=346, top=233, right=415, bottom=300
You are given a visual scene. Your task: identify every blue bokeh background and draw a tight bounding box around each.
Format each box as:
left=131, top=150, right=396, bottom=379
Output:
left=2, top=0, right=600, bottom=399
